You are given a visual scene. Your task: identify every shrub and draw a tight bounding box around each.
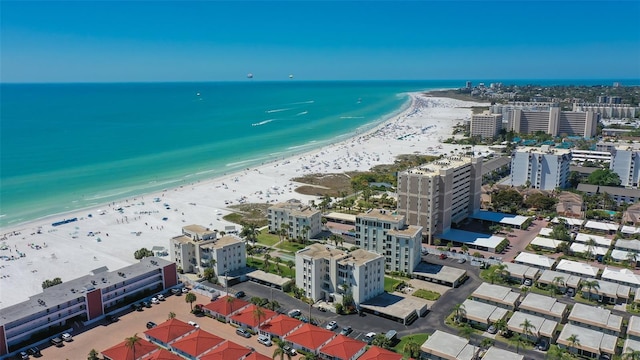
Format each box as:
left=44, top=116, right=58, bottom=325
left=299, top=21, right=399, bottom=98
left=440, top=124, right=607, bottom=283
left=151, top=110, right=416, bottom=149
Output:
left=335, top=303, right=344, bottom=315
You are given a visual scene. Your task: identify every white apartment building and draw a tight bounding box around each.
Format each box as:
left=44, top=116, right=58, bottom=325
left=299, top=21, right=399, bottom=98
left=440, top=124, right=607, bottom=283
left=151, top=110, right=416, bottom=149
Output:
left=354, top=209, right=422, bottom=274
left=510, top=147, right=572, bottom=190
left=471, top=112, right=503, bottom=139
left=295, top=244, right=384, bottom=305
left=511, top=107, right=598, bottom=138
left=573, top=102, right=638, bottom=119
left=610, top=145, right=640, bottom=188
left=268, top=199, right=322, bottom=240
left=570, top=149, right=612, bottom=164
left=397, top=156, right=482, bottom=244
left=170, top=225, right=245, bottom=276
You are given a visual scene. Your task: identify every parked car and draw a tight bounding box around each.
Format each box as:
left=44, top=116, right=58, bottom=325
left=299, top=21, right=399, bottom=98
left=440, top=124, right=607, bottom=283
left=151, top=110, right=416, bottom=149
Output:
left=257, top=334, right=273, bottom=346
left=151, top=297, right=159, bottom=304
left=439, top=254, right=447, bottom=260
left=235, top=291, right=246, bottom=298
left=364, top=332, right=376, bottom=345
left=19, top=351, right=28, bottom=360
left=457, top=258, right=466, bottom=264
left=283, top=345, right=297, bottom=356
left=340, top=326, right=353, bottom=336
left=171, top=288, right=181, bottom=295
left=288, top=309, right=301, bottom=318
left=27, top=347, right=40, bottom=356
left=326, top=321, right=338, bottom=330
left=318, top=306, right=327, bottom=312
left=142, top=301, right=151, bottom=308
left=487, top=325, right=497, bottom=334
left=523, top=278, right=533, bottom=286
left=236, top=327, right=251, bottom=338
left=188, top=321, right=200, bottom=328
left=146, top=321, right=157, bottom=329
left=181, top=287, right=189, bottom=294
left=157, top=294, right=165, bottom=301
left=132, top=303, right=143, bottom=311
left=61, top=333, right=73, bottom=342
left=105, top=314, right=118, bottom=323
left=566, top=288, right=575, bottom=297
left=536, top=339, right=549, bottom=351
left=50, top=337, right=63, bottom=347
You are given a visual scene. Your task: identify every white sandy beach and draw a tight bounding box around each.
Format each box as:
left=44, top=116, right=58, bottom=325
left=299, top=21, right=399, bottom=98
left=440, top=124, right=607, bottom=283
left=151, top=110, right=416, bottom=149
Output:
left=0, top=94, right=490, bottom=309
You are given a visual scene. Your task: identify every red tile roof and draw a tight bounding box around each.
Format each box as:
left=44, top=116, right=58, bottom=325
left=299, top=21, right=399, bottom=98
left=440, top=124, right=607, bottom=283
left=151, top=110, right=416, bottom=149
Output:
left=244, top=352, right=272, bottom=360
left=170, top=329, right=224, bottom=357
left=199, top=340, right=252, bottom=360
left=203, top=295, right=250, bottom=316
left=144, top=318, right=195, bottom=344
left=141, top=349, right=183, bottom=360
left=284, top=323, right=336, bottom=350
left=259, top=314, right=304, bottom=337
left=102, top=337, right=157, bottom=360
left=358, top=346, right=405, bottom=360
left=319, top=335, right=367, bottom=360
left=229, top=304, right=277, bottom=328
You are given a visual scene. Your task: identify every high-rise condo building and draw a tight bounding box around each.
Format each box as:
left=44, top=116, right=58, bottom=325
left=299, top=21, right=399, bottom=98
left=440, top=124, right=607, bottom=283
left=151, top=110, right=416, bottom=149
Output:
left=511, top=107, right=598, bottom=138
left=510, top=147, right=572, bottom=190
left=268, top=199, right=322, bottom=241
left=295, top=244, right=384, bottom=305
left=611, top=145, right=640, bottom=188
left=354, top=209, right=423, bottom=274
left=471, top=112, right=503, bottom=139
left=397, top=156, right=483, bottom=244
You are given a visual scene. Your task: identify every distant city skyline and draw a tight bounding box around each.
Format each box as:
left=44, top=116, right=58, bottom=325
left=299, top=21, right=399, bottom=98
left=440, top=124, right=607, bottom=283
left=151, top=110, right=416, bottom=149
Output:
left=2, top=1, right=639, bottom=83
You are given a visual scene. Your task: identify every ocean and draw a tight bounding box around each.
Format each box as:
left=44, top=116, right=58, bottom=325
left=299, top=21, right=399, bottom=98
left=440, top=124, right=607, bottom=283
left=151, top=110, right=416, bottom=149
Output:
left=0, top=79, right=630, bottom=228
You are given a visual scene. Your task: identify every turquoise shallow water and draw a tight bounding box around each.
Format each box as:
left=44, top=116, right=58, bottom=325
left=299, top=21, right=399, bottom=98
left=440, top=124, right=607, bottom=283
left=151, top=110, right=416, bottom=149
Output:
left=0, top=79, right=632, bottom=227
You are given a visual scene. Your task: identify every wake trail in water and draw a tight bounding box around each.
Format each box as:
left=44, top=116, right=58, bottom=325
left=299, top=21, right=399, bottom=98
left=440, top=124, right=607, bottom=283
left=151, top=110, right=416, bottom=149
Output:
left=266, top=108, right=291, bottom=114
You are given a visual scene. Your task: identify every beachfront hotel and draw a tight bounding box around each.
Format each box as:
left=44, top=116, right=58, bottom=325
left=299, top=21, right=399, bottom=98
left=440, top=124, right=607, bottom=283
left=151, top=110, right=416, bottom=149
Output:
left=295, top=243, right=384, bottom=305
left=470, top=112, right=503, bottom=139
left=0, top=257, right=177, bottom=356
left=510, top=107, right=598, bottom=138
left=354, top=209, right=423, bottom=274
left=397, top=156, right=482, bottom=244
left=510, top=146, right=572, bottom=190
left=267, top=199, right=322, bottom=241
left=170, top=225, right=246, bottom=277
left=610, top=144, right=640, bottom=188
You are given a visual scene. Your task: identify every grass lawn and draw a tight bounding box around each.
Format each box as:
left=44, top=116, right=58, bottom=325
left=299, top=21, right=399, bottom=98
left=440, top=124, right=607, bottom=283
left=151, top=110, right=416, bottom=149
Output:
left=256, top=232, right=280, bottom=246
left=412, top=289, right=441, bottom=301
left=247, top=257, right=295, bottom=279
left=384, top=277, right=401, bottom=293
left=393, top=333, right=429, bottom=355
left=276, top=241, right=308, bottom=253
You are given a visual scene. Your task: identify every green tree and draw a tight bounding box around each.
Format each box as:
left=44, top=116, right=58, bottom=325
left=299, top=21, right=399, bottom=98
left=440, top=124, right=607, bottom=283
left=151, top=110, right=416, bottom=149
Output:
left=550, top=224, right=571, bottom=242
left=568, top=171, right=581, bottom=188
left=508, top=334, right=525, bottom=354
left=240, top=223, right=259, bottom=244
left=567, top=334, right=580, bottom=351
left=168, top=311, right=176, bottom=319
left=480, top=338, right=494, bottom=350
left=582, top=280, right=600, bottom=302
left=492, top=189, right=524, bottom=213
left=587, top=169, right=621, bottom=186
left=493, top=318, right=507, bottom=335
left=88, top=349, right=99, bottom=360
left=124, top=334, right=141, bottom=360
left=402, top=336, right=421, bottom=359
left=520, top=318, right=537, bottom=340
left=452, top=303, right=466, bottom=323
left=203, top=266, right=217, bottom=283
left=372, top=333, right=392, bottom=349
left=253, top=305, right=266, bottom=327
left=624, top=348, right=640, bottom=360
left=585, top=238, right=598, bottom=262
left=185, top=292, right=197, bottom=311
left=272, top=338, right=292, bottom=360
left=524, top=193, right=558, bottom=211
left=133, top=247, right=154, bottom=260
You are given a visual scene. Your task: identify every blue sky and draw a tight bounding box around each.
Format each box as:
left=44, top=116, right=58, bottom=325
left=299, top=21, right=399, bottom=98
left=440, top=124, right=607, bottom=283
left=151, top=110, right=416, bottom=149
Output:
left=2, top=1, right=639, bottom=82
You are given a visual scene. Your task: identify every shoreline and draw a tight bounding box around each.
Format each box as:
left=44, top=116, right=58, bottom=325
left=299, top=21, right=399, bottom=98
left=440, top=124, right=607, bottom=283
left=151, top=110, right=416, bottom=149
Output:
left=0, top=93, right=489, bottom=308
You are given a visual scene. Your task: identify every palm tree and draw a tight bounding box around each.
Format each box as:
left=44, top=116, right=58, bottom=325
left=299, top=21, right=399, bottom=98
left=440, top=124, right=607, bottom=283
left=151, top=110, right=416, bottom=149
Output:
left=402, top=336, right=421, bottom=359
left=185, top=292, right=197, bottom=311
left=272, top=338, right=292, bottom=360
left=253, top=305, right=265, bottom=327
left=567, top=334, right=580, bottom=353
left=453, top=303, right=466, bottom=323
left=168, top=311, right=176, bottom=319
left=582, top=279, right=600, bottom=302
left=624, top=348, right=640, bottom=360
left=480, top=338, right=494, bottom=350
left=508, top=334, right=525, bottom=354
left=585, top=238, right=597, bottom=262
left=125, top=334, right=141, bottom=360
left=520, top=318, right=537, bottom=341
left=227, top=295, right=236, bottom=313
left=626, top=252, right=639, bottom=268
left=302, top=225, right=311, bottom=243
left=88, top=349, right=99, bottom=360
left=372, top=333, right=392, bottom=350
left=286, top=260, right=295, bottom=277
left=263, top=253, right=272, bottom=271
left=494, top=318, right=507, bottom=335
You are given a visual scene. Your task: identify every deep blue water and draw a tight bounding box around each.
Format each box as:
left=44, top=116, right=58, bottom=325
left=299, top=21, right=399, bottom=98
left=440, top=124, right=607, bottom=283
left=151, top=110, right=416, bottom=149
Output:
left=0, top=79, right=634, bottom=227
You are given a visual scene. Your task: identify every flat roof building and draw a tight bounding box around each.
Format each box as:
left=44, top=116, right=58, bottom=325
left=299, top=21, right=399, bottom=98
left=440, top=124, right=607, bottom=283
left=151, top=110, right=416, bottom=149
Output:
left=537, top=270, right=582, bottom=291
left=420, top=330, right=475, bottom=360
left=295, top=244, right=384, bottom=306
left=611, top=145, right=640, bottom=188
left=397, top=156, right=482, bottom=244
left=412, top=262, right=467, bottom=288
left=518, top=293, right=567, bottom=321
left=513, top=252, right=556, bottom=269
left=557, top=323, right=617, bottom=358
left=355, top=209, right=423, bottom=274
left=510, top=147, right=572, bottom=190
left=481, top=346, right=524, bottom=360
left=471, top=112, right=503, bottom=139
left=460, top=299, right=508, bottom=329
left=573, top=233, right=612, bottom=247
left=601, top=267, right=640, bottom=289
left=510, top=108, right=598, bottom=138
left=568, top=303, right=622, bottom=335
left=530, top=237, right=564, bottom=251
left=581, top=279, right=630, bottom=304
left=507, top=311, right=558, bottom=340
left=268, top=199, right=322, bottom=240
left=471, top=283, right=521, bottom=310
left=504, top=262, right=540, bottom=284
left=555, top=259, right=598, bottom=278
